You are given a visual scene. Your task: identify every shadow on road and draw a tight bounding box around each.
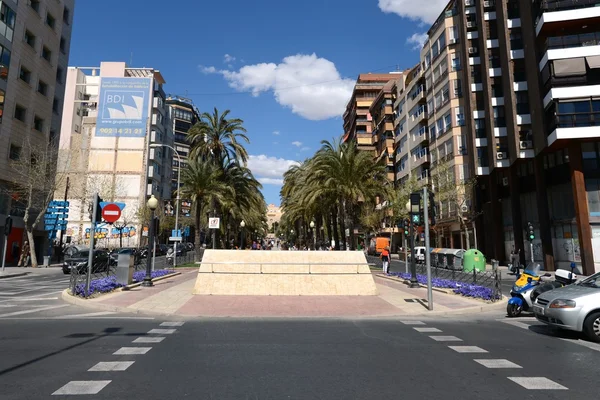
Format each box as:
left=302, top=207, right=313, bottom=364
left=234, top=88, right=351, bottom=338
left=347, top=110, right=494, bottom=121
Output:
left=528, top=324, right=586, bottom=341
left=0, top=327, right=123, bottom=377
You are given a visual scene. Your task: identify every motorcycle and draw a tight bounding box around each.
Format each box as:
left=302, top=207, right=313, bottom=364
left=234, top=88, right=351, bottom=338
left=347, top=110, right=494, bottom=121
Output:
left=507, top=263, right=551, bottom=317
left=530, top=263, right=578, bottom=301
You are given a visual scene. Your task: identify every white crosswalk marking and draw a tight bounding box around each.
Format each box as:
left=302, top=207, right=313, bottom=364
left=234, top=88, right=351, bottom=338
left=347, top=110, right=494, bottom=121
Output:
left=88, top=361, right=134, bottom=371
left=399, top=320, right=425, bottom=325
left=448, top=346, right=488, bottom=353
left=133, top=337, right=165, bottom=343
left=52, top=380, right=111, bottom=395
left=414, top=327, right=441, bottom=333
left=148, top=328, right=176, bottom=334
left=160, top=321, right=185, bottom=327
left=113, top=347, right=152, bottom=355
left=429, top=335, right=462, bottom=342
left=474, top=359, right=522, bottom=369
left=0, top=305, right=69, bottom=318
left=508, top=377, right=568, bottom=390
left=55, top=311, right=116, bottom=319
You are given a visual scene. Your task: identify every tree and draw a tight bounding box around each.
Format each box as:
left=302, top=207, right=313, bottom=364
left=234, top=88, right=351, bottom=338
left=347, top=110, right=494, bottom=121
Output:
left=430, top=160, right=478, bottom=249
left=113, top=209, right=136, bottom=248
left=6, top=136, right=67, bottom=267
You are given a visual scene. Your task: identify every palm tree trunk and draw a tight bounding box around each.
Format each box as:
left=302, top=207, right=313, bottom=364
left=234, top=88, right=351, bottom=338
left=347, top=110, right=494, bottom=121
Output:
left=332, top=207, right=340, bottom=250
left=338, top=198, right=346, bottom=251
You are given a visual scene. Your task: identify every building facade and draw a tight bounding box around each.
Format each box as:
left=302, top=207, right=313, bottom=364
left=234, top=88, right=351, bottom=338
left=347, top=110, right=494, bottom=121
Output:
left=57, top=62, right=173, bottom=248
left=0, top=0, right=75, bottom=262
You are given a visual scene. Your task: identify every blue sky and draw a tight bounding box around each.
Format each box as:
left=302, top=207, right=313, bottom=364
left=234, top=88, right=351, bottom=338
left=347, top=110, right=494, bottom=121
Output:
left=68, top=0, right=448, bottom=205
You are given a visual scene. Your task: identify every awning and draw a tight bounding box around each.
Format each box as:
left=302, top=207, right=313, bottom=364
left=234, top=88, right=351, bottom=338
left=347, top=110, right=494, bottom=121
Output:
left=586, top=55, right=600, bottom=69
left=553, top=57, right=586, bottom=77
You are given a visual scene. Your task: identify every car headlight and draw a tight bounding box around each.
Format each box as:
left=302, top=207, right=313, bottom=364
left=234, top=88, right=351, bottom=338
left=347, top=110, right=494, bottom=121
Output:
left=549, top=299, right=576, bottom=309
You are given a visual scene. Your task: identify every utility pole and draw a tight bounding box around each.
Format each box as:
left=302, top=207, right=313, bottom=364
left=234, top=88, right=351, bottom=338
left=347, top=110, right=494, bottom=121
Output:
left=423, top=187, right=433, bottom=311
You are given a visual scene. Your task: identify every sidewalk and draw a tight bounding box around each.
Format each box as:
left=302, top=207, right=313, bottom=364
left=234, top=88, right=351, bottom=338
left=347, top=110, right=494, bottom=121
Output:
left=62, top=268, right=507, bottom=318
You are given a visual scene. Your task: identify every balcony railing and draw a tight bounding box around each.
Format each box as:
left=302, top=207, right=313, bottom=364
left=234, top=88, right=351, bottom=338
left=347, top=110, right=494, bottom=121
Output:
left=536, top=0, right=600, bottom=16
left=549, top=112, right=600, bottom=131
left=544, top=32, right=600, bottom=53
left=541, top=60, right=600, bottom=93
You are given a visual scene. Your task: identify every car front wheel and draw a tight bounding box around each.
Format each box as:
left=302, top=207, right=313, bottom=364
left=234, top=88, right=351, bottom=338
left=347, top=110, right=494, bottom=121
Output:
left=583, top=311, right=600, bottom=343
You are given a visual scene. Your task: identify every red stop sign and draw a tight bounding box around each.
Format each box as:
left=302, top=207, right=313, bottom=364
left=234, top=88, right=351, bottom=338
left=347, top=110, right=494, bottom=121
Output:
left=102, top=203, right=121, bottom=223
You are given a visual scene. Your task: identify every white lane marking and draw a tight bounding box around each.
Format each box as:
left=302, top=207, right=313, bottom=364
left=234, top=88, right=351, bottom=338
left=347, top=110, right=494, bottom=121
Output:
left=113, top=347, right=151, bottom=355
left=55, top=311, right=116, bottom=319
left=449, top=346, right=488, bottom=353
left=508, top=377, right=568, bottom=390
left=559, top=337, right=600, bottom=352
left=88, top=361, right=135, bottom=372
left=7, top=297, right=60, bottom=301
left=160, top=321, right=184, bottom=327
left=430, top=335, right=462, bottom=342
left=474, top=359, right=522, bottom=369
left=148, top=328, right=176, bottom=334
left=414, top=327, right=441, bottom=333
left=133, top=337, right=165, bottom=343
left=0, top=304, right=69, bottom=318
left=52, top=380, right=111, bottom=395
left=501, top=320, right=531, bottom=330
left=399, top=320, right=425, bottom=325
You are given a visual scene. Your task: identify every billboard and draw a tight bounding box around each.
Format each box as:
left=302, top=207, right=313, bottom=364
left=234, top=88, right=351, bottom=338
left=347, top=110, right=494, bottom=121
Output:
left=96, top=77, right=152, bottom=137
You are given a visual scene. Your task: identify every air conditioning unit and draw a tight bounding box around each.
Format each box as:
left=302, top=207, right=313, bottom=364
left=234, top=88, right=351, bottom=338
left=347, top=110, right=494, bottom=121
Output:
left=468, top=47, right=478, bottom=54
left=484, top=0, right=494, bottom=7
left=497, top=152, right=506, bottom=159
left=465, top=0, right=474, bottom=5
left=461, top=205, right=469, bottom=213
left=449, top=38, right=457, bottom=45
left=467, top=21, right=476, bottom=28
left=502, top=177, right=509, bottom=186
left=519, top=140, right=532, bottom=149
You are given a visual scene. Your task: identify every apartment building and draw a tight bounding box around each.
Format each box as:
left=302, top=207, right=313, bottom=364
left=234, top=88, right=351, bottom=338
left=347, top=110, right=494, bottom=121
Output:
left=369, top=79, right=400, bottom=182
left=343, top=73, right=402, bottom=157
left=0, top=0, right=74, bottom=262
left=166, top=95, right=199, bottom=196
left=57, top=62, right=173, bottom=248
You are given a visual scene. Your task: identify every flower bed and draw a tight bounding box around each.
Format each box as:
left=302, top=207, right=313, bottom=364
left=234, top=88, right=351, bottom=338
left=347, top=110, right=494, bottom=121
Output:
left=74, top=269, right=173, bottom=297
left=389, top=272, right=500, bottom=301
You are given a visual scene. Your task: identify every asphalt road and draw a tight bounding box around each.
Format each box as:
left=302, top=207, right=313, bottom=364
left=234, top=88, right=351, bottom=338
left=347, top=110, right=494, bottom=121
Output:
left=1, top=314, right=600, bottom=399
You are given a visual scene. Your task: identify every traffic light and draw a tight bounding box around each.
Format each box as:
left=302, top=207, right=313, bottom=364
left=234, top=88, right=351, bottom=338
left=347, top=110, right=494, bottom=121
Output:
left=94, top=194, right=104, bottom=223
left=403, top=219, right=409, bottom=236
left=527, top=222, right=535, bottom=241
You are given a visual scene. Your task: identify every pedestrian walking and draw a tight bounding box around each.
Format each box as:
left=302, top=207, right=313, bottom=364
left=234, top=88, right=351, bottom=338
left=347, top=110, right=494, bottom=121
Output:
left=381, top=246, right=390, bottom=274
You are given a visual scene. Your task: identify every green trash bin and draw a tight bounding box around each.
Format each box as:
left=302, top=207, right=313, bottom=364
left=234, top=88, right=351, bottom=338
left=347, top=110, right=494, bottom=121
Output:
left=463, top=249, right=486, bottom=272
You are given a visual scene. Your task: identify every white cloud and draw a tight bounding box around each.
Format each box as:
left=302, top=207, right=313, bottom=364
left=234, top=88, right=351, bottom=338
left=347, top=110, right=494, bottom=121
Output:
left=224, top=54, right=236, bottom=63
left=199, top=65, right=217, bottom=74
left=202, top=53, right=355, bottom=120
left=378, top=0, right=448, bottom=24
left=273, top=130, right=280, bottom=135
left=291, top=141, right=303, bottom=147
left=406, top=32, right=428, bottom=50
left=247, top=154, right=299, bottom=186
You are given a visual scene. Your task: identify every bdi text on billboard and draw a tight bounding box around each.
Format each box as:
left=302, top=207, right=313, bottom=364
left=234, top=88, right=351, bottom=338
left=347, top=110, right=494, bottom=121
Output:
left=95, top=77, right=151, bottom=137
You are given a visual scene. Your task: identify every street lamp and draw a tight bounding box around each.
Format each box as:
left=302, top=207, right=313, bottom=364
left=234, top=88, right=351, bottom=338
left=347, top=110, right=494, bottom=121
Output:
left=240, top=220, right=245, bottom=249
left=310, top=220, right=316, bottom=250
left=406, top=198, right=418, bottom=288
left=143, top=195, right=159, bottom=287
left=150, top=144, right=182, bottom=267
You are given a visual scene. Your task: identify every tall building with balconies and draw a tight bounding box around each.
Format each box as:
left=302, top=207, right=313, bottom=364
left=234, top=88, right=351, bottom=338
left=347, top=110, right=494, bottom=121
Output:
left=57, top=62, right=173, bottom=247
left=0, top=0, right=75, bottom=263
left=369, top=79, right=400, bottom=182
left=343, top=73, right=403, bottom=157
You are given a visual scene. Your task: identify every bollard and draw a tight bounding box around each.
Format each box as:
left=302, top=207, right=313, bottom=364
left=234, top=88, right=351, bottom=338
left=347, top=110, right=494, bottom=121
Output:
left=472, top=268, right=477, bottom=284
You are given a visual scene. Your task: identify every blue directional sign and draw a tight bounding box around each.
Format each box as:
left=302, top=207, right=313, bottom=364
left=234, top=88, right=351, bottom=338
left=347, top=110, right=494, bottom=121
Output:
left=44, top=200, right=69, bottom=233
left=171, top=229, right=182, bottom=238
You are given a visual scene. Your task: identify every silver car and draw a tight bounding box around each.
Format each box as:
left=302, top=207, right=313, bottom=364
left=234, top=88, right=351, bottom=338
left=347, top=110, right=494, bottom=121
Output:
left=533, top=272, right=600, bottom=342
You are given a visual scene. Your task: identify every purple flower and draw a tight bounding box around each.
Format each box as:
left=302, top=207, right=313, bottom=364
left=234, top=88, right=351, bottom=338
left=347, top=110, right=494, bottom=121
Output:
left=387, top=272, right=500, bottom=301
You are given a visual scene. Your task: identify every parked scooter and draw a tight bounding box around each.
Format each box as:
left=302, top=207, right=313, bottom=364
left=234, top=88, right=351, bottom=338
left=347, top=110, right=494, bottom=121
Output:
left=530, top=263, right=578, bottom=302
left=507, top=263, right=551, bottom=317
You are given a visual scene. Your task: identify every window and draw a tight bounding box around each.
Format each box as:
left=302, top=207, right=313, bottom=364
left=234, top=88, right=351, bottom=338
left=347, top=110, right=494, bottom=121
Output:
left=0, top=3, right=16, bottom=42
left=28, top=0, right=40, bottom=13
left=56, top=66, right=64, bottom=83
left=9, top=144, right=21, bottom=160
left=24, top=30, right=36, bottom=48
left=37, top=80, right=48, bottom=96
left=53, top=97, right=60, bottom=114
left=0, top=89, right=4, bottom=122
left=19, top=66, right=31, bottom=83
left=42, top=46, right=52, bottom=62
left=60, top=36, right=66, bottom=53
left=46, top=13, right=56, bottom=29
left=63, top=6, right=71, bottom=24
left=34, top=115, right=44, bottom=131
left=14, top=104, right=26, bottom=122
left=444, top=113, right=452, bottom=129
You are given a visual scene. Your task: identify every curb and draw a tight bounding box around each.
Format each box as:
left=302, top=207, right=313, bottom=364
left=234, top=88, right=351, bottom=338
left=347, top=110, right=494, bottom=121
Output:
left=0, top=271, right=29, bottom=279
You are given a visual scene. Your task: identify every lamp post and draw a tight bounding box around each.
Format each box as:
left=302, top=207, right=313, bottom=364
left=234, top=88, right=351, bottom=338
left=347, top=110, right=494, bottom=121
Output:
left=150, top=144, right=182, bottom=266
left=310, top=220, right=316, bottom=250
left=143, top=195, right=159, bottom=287
left=240, top=220, right=245, bottom=249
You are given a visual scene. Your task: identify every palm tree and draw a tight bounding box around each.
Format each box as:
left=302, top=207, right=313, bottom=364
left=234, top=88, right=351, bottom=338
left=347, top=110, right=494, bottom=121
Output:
left=179, top=159, right=233, bottom=259
left=187, top=107, right=250, bottom=166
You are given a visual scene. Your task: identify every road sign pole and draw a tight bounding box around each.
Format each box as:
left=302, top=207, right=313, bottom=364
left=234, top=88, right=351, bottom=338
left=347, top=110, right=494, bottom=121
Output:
left=424, top=187, right=433, bottom=311
left=86, top=193, right=98, bottom=295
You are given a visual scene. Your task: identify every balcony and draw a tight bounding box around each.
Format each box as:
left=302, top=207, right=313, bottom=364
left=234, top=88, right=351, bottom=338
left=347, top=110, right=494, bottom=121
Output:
left=541, top=58, right=600, bottom=94
left=410, top=85, right=426, bottom=103
left=535, top=0, right=600, bottom=36
left=540, top=34, right=600, bottom=71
